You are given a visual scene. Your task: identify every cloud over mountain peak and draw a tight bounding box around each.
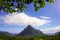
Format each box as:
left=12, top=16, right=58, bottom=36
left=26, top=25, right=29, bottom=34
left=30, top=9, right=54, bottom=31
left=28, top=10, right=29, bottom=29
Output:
left=3, top=12, right=52, bottom=27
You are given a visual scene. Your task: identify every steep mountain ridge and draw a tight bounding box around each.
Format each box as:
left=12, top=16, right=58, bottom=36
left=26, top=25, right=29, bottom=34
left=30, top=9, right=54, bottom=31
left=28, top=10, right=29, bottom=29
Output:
left=17, top=25, right=43, bottom=36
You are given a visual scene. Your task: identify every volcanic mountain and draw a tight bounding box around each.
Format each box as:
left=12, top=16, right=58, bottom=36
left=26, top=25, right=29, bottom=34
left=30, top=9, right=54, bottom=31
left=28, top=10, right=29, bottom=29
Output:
left=17, top=25, right=43, bottom=36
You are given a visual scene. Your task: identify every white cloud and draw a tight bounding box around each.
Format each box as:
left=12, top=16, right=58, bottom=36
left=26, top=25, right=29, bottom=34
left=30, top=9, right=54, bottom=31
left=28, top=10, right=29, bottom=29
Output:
left=40, top=16, right=51, bottom=19
left=3, top=12, right=52, bottom=26
left=42, top=25, right=60, bottom=33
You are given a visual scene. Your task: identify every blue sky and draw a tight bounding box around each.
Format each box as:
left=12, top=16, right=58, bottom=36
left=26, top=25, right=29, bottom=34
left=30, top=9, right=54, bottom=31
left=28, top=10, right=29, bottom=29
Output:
left=0, top=0, right=60, bottom=34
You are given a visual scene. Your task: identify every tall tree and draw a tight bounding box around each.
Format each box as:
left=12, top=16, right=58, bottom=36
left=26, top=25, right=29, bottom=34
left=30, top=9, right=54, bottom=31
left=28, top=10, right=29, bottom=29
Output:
left=0, top=0, right=54, bottom=13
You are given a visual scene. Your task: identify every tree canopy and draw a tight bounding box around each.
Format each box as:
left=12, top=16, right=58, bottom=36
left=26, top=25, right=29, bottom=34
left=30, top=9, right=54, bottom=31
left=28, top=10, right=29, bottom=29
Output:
left=0, top=0, right=54, bottom=13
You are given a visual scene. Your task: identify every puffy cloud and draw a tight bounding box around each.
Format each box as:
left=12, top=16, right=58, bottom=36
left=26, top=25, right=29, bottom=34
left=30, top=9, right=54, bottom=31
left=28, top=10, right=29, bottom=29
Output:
left=40, top=16, right=51, bottom=19
left=3, top=12, right=52, bottom=26
left=42, top=25, right=60, bottom=33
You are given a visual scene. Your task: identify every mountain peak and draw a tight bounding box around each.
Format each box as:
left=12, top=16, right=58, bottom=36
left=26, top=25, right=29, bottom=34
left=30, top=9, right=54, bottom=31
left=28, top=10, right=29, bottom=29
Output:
left=17, top=25, right=43, bottom=36
left=27, top=25, right=32, bottom=27
left=25, top=25, right=33, bottom=29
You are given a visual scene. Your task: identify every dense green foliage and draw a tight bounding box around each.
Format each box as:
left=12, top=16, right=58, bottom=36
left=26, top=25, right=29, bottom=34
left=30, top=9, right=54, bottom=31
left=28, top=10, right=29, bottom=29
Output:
left=0, top=0, right=54, bottom=13
left=0, top=32, right=60, bottom=40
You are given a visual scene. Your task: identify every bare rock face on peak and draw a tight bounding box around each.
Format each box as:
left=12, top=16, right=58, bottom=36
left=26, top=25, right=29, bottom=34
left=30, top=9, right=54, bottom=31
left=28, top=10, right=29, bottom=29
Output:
left=17, top=25, right=43, bottom=36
